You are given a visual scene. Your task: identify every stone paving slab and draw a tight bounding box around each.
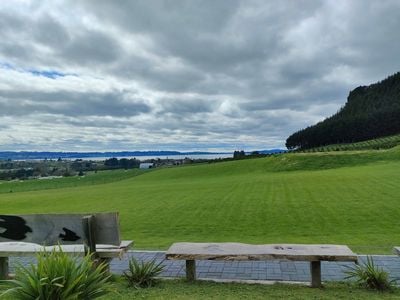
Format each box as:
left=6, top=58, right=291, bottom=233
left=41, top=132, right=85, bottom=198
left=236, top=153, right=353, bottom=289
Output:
left=8, top=251, right=400, bottom=284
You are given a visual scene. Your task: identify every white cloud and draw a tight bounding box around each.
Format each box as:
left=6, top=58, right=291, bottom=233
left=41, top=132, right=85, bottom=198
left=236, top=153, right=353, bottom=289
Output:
left=0, top=0, right=399, bottom=151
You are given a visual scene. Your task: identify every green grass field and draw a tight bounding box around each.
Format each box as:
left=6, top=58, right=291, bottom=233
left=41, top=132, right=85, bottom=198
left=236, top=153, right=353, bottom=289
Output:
left=101, top=280, right=400, bottom=299
left=1, top=147, right=400, bottom=253
left=2, top=279, right=399, bottom=299
left=0, top=169, right=146, bottom=194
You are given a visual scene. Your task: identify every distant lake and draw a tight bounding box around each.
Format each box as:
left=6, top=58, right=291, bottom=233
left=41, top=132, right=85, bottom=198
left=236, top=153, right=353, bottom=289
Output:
left=73, top=153, right=233, bottom=161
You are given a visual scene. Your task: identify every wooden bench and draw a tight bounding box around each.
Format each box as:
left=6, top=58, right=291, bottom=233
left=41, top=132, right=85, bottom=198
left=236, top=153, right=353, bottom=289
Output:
left=166, top=242, right=358, bottom=287
left=0, top=213, right=133, bottom=279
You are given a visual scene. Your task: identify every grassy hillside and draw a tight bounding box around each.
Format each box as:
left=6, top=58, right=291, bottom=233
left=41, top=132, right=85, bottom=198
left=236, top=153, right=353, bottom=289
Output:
left=1, top=148, right=399, bottom=253
left=0, top=169, right=146, bottom=194
left=301, top=134, right=400, bottom=153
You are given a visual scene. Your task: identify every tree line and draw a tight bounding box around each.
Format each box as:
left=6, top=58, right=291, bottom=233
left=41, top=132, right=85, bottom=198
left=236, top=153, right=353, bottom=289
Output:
left=0, top=157, right=141, bottom=181
left=286, top=72, right=400, bottom=150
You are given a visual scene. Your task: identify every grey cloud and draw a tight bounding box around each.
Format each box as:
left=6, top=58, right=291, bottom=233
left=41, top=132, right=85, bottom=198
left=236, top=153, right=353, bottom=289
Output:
left=62, top=30, right=121, bottom=65
left=79, top=1, right=240, bottom=35
left=74, top=0, right=359, bottom=106
left=115, top=59, right=207, bottom=94
left=1, top=1, right=400, bottom=151
left=158, top=99, right=217, bottom=114
left=0, top=123, right=9, bottom=130
left=31, top=114, right=131, bottom=129
left=241, top=81, right=349, bottom=112
left=0, top=10, right=28, bottom=35
left=79, top=1, right=305, bottom=71
left=0, top=42, right=32, bottom=61
left=0, top=90, right=151, bottom=117
left=0, top=9, right=121, bottom=68
left=33, top=15, right=71, bottom=48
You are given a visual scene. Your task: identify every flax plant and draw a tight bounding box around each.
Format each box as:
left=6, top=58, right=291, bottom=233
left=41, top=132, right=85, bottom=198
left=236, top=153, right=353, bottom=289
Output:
left=0, top=247, right=113, bottom=300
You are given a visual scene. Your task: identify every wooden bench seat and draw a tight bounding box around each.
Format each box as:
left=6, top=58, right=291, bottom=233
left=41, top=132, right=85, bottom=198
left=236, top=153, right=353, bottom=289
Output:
left=0, top=213, right=133, bottom=279
left=166, top=242, right=358, bottom=287
left=0, top=241, right=133, bottom=258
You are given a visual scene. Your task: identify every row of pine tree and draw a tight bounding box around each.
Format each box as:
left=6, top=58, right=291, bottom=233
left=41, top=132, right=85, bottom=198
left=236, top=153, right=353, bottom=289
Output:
left=286, top=72, right=400, bottom=150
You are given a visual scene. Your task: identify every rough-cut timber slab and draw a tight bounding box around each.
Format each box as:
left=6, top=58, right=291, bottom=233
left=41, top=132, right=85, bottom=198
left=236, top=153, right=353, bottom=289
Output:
left=0, top=213, right=121, bottom=246
left=166, top=243, right=358, bottom=262
left=0, top=241, right=133, bottom=258
left=167, top=242, right=358, bottom=287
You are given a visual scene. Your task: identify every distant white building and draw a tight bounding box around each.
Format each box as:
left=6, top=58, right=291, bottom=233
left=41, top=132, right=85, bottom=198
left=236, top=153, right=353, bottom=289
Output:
left=139, top=163, right=154, bottom=169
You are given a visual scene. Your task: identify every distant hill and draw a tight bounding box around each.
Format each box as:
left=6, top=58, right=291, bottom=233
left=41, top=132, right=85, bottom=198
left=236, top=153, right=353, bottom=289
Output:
left=256, top=149, right=286, bottom=154
left=0, top=149, right=286, bottom=161
left=286, top=72, right=400, bottom=150
left=0, top=150, right=227, bottom=160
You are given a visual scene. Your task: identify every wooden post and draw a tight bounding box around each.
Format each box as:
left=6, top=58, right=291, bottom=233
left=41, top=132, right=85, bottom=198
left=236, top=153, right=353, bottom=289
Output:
left=99, top=257, right=112, bottom=272
left=82, top=215, right=97, bottom=258
left=0, top=257, right=8, bottom=280
left=186, top=260, right=196, bottom=281
left=310, top=261, right=321, bottom=287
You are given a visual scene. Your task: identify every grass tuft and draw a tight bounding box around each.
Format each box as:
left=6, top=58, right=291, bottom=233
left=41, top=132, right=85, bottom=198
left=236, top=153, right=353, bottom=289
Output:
left=123, top=257, right=164, bottom=288
left=345, top=256, right=395, bottom=291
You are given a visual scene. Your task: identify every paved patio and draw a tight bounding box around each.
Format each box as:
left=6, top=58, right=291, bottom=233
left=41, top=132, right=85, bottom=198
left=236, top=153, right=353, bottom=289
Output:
left=9, top=251, right=400, bottom=284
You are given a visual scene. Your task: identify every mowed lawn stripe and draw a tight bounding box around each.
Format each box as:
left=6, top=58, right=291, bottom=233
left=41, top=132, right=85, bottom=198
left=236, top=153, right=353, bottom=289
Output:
left=0, top=153, right=399, bottom=253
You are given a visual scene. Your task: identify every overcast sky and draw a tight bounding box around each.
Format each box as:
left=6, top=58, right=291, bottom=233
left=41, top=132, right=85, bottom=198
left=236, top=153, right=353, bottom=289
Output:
left=1, top=0, right=400, bottom=152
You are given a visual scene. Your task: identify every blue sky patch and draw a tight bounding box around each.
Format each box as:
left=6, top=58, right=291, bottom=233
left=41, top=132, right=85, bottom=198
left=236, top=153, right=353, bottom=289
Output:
left=0, top=62, right=14, bottom=70
left=28, top=69, right=67, bottom=79
left=0, top=61, right=71, bottom=79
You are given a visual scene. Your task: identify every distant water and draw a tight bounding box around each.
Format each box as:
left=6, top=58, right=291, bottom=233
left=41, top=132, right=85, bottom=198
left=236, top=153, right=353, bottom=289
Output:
left=75, top=153, right=233, bottom=161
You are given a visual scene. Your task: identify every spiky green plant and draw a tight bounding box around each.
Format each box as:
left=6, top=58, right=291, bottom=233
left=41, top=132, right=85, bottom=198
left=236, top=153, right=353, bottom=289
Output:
left=123, top=257, right=164, bottom=288
left=0, top=247, right=113, bottom=299
left=344, top=256, right=395, bottom=291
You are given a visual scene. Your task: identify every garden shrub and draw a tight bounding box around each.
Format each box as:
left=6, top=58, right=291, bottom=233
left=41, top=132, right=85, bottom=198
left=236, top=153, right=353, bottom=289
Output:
left=0, top=247, right=113, bottom=299
left=123, top=257, right=164, bottom=288
left=345, top=256, right=395, bottom=291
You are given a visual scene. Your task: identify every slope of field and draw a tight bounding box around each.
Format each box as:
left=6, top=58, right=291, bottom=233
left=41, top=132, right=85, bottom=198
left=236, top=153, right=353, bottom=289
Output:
left=1, top=148, right=399, bottom=253
left=0, top=169, right=147, bottom=194
left=301, top=134, right=400, bottom=152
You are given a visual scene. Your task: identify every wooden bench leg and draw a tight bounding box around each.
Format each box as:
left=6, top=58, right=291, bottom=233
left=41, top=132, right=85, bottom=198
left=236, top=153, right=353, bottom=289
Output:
left=186, top=260, right=196, bottom=281
left=98, top=257, right=112, bottom=273
left=310, top=261, right=321, bottom=288
left=0, top=257, right=9, bottom=280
